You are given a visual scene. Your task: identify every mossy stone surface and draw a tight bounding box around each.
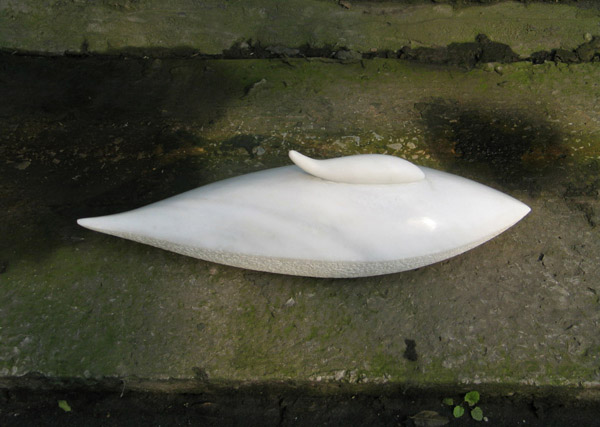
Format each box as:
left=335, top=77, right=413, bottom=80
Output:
left=1, top=55, right=599, bottom=391
left=1, top=1, right=599, bottom=56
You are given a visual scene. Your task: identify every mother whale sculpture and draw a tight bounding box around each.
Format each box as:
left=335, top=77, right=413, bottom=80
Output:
left=78, top=151, right=530, bottom=278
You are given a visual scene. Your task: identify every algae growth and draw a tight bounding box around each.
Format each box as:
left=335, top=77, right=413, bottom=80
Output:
left=1, top=1, right=599, bottom=56
left=1, top=53, right=599, bottom=389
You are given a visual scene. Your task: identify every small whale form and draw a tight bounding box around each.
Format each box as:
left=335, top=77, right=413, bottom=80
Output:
left=288, top=150, right=425, bottom=184
left=78, top=151, right=530, bottom=278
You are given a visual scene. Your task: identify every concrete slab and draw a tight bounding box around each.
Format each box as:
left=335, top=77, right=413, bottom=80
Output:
left=1, top=54, right=599, bottom=393
left=1, top=1, right=599, bottom=56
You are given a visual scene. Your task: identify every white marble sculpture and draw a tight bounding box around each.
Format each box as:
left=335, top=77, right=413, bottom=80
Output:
left=78, top=151, right=530, bottom=277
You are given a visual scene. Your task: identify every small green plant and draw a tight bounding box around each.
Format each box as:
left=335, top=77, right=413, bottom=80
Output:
left=464, top=391, right=480, bottom=406
left=471, top=406, right=484, bottom=421
left=443, top=391, right=485, bottom=422
left=442, top=397, right=454, bottom=406
left=58, top=400, right=72, bottom=412
left=453, top=405, right=465, bottom=418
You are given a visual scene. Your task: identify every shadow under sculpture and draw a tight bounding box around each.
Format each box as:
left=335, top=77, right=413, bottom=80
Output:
left=78, top=151, right=530, bottom=278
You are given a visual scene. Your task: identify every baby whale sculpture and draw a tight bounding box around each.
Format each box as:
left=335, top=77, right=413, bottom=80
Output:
left=78, top=151, right=530, bottom=278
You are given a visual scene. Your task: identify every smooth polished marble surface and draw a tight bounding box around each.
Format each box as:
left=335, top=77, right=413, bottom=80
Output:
left=78, top=152, right=530, bottom=277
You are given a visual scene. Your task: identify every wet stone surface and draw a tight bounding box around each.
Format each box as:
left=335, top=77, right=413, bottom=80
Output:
left=0, top=54, right=599, bottom=392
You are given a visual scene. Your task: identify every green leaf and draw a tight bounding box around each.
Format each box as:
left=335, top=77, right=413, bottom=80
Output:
left=464, top=391, right=480, bottom=406
left=471, top=406, right=484, bottom=422
left=58, top=400, right=72, bottom=412
left=442, top=397, right=454, bottom=406
left=453, top=406, right=465, bottom=418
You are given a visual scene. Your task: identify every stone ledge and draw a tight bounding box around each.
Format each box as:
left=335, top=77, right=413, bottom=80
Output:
left=1, top=1, right=599, bottom=56
left=1, top=56, right=599, bottom=391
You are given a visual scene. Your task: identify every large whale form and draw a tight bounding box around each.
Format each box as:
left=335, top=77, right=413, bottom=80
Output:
left=78, top=151, right=530, bottom=278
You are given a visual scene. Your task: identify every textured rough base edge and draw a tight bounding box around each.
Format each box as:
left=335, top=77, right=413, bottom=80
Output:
left=78, top=219, right=528, bottom=278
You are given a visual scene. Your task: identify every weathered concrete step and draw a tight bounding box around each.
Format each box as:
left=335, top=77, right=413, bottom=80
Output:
left=1, top=1, right=599, bottom=56
left=1, top=55, right=599, bottom=393
left=2, top=382, right=600, bottom=426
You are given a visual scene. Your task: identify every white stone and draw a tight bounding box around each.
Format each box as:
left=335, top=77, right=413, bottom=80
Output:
left=78, top=151, right=530, bottom=278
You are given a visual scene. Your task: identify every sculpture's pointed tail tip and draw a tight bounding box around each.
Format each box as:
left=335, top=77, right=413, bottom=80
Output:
left=77, top=217, right=107, bottom=232
left=77, top=213, right=134, bottom=236
left=77, top=217, right=90, bottom=228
